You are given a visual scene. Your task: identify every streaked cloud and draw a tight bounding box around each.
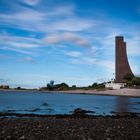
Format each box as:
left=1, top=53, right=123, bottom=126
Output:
left=21, top=0, right=41, bottom=6
left=0, top=8, right=46, bottom=31
left=0, top=32, right=43, bottom=55
left=50, top=18, right=95, bottom=32
left=19, top=56, right=37, bottom=64
left=0, top=34, right=43, bottom=48
left=71, top=57, right=114, bottom=71
left=127, top=36, right=140, bottom=56
left=0, top=47, right=34, bottom=55
left=65, top=51, right=82, bottom=58
left=44, top=32, right=92, bottom=48
left=0, top=3, right=95, bottom=32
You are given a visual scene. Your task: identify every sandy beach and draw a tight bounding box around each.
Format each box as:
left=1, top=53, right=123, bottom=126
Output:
left=57, top=88, right=140, bottom=97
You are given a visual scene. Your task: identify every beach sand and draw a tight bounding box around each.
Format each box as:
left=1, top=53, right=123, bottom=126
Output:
left=58, top=88, right=140, bottom=97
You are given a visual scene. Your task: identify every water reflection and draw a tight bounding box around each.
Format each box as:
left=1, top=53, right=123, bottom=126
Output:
left=116, top=97, right=129, bottom=113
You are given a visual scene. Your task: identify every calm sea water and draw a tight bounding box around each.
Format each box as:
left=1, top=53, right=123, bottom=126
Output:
left=0, top=90, right=140, bottom=115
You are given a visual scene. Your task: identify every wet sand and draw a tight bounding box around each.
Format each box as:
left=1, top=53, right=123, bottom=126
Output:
left=0, top=116, right=140, bottom=140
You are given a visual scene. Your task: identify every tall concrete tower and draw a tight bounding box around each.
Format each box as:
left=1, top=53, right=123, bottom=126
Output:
left=115, top=36, right=133, bottom=83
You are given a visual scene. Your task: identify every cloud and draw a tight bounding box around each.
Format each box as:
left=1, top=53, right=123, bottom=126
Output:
left=0, top=33, right=43, bottom=55
left=0, top=3, right=96, bottom=33
left=127, top=37, right=140, bottom=56
left=21, top=0, right=41, bottom=6
left=47, top=5, right=75, bottom=16
left=0, top=47, right=34, bottom=55
left=65, top=51, right=82, bottom=58
left=71, top=57, right=114, bottom=71
left=19, top=56, right=36, bottom=64
left=44, top=32, right=92, bottom=48
left=0, top=8, right=46, bottom=31
left=0, top=34, right=42, bottom=48
left=50, top=18, right=95, bottom=32
left=0, top=78, right=8, bottom=83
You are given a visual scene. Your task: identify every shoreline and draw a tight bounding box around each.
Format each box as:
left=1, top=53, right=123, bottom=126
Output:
left=1, top=88, right=140, bottom=97
left=0, top=112, right=140, bottom=118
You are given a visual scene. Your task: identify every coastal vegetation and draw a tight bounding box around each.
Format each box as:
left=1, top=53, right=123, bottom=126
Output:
left=0, top=85, right=9, bottom=89
left=123, top=74, right=140, bottom=86
left=1, top=75, right=140, bottom=91
left=39, top=81, right=105, bottom=91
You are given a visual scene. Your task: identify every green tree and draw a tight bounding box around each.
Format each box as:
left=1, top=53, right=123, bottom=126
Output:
left=123, top=73, right=134, bottom=81
left=92, top=83, right=98, bottom=88
left=47, top=84, right=52, bottom=90
left=47, top=80, right=54, bottom=90
left=71, top=85, right=77, bottom=89
left=55, top=83, right=69, bottom=90
left=132, top=77, right=140, bottom=85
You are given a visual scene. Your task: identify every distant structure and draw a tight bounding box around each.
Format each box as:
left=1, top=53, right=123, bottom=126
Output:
left=115, top=36, right=133, bottom=83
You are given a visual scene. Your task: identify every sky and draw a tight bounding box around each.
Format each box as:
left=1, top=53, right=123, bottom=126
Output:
left=0, top=0, right=140, bottom=88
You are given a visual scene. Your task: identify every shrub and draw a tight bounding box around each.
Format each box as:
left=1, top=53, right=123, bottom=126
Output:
left=132, top=77, right=140, bottom=85
left=123, top=73, right=134, bottom=81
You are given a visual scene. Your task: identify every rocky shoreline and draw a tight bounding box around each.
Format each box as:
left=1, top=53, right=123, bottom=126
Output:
left=0, top=113, right=140, bottom=140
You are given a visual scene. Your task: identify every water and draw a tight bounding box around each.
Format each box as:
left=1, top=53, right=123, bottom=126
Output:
left=0, top=90, right=140, bottom=115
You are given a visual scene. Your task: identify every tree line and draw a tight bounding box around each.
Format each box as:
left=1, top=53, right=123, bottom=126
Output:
left=39, top=80, right=105, bottom=91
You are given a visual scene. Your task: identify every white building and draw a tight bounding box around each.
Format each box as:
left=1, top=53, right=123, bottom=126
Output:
left=105, top=82, right=125, bottom=90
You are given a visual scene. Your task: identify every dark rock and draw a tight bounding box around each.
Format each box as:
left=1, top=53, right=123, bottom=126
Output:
left=72, top=108, right=95, bottom=116
left=42, top=103, right=49, bottom=106
left=19, top=136, right=26, bottom=140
